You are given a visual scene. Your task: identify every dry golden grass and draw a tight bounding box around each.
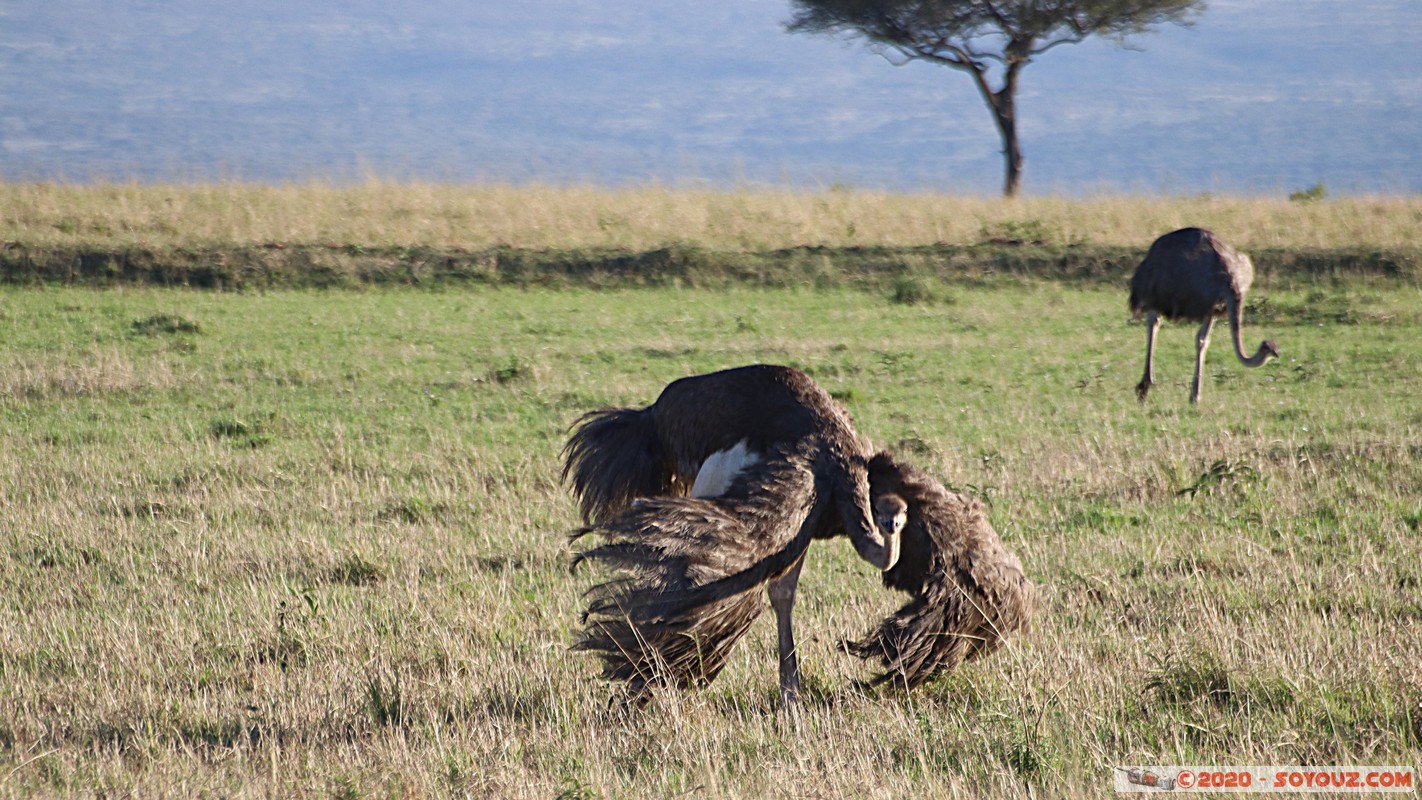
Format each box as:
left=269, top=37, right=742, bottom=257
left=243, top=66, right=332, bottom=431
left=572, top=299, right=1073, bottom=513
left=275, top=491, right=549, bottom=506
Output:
left=0, top=349, right=182, bottom=400
left=2, top=180, right=1420, bottom=251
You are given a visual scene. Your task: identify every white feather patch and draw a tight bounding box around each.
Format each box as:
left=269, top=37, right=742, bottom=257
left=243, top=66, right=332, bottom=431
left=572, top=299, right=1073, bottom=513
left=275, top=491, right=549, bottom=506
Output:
left=690, top=440, right=761, bottom=498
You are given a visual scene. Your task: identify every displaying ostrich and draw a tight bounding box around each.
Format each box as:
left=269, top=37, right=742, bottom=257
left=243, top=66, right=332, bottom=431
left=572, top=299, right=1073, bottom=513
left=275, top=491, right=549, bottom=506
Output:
left=1129, top=227, right=1279, bottom=404
left=562, top=364, right=899, bottom=571
left=564, top=365, right=1034, bottom=703
left=563, top=364, right=900, bottom=704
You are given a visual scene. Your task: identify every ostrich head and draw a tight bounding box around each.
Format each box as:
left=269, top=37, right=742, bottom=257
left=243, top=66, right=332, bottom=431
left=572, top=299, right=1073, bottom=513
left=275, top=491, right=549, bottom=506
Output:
left=1238, top=338, right=1279, bottom=369
left=872, top=493, right=907, bottom=572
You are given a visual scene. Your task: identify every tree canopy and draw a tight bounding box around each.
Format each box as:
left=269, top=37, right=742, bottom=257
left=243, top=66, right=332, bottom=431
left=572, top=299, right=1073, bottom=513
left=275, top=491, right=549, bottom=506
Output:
left=786, top=0, right=1206, bottom=196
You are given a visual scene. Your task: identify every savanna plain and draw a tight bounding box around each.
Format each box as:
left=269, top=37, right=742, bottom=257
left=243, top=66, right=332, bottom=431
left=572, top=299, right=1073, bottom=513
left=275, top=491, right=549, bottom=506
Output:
left=1, top=184, right=1420, bottom=798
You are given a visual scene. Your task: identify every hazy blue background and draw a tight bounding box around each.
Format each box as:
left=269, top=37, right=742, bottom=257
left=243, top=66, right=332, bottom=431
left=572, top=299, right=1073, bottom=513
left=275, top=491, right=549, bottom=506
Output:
left=2, top=0, right=1419, bottom=194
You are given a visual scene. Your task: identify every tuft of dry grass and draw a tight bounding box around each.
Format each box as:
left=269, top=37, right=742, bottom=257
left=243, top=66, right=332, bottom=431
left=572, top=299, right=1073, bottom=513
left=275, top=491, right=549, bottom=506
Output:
left=2, top=180, right=1420, bottom=251
left=0, top=349, right=181, bottom=400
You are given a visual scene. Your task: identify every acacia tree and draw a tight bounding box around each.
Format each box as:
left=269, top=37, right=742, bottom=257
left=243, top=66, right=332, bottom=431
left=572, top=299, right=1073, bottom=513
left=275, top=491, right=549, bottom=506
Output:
left=785, top=0, right=1205, bottom=197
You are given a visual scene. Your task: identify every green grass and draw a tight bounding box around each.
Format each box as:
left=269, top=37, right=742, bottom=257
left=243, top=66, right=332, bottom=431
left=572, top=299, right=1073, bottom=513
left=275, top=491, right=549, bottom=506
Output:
left=1, top=281, right=1420, bottom=798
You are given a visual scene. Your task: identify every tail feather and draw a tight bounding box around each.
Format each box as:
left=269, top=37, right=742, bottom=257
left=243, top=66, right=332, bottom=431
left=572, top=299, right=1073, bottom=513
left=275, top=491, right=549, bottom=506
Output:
left=561, top=407, right=670, bottom=523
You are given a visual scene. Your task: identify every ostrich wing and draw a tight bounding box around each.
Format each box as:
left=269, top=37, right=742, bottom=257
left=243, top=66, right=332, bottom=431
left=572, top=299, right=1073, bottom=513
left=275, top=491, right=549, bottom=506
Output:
left=562, top=365, right=888, bottom=566
left=848, top=452, right=1037, bottom=688
left=572, top=441, right=829, bottom=699
left=650, top=364, right=889, bottom=570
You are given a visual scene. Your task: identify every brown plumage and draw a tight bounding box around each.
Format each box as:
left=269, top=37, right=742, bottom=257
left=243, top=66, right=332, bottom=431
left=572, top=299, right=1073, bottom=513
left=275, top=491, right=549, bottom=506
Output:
left=564, top=365, right=1035, bottom=703
left=571, top=439, right=831, bottom=704
left=846, top=451, right=1037, bottom=688
left=563, top=365, right=900, bottom=705
left=1129, top=227, right=1279, bottom=404
left=562, top=364, right=895, bottom=570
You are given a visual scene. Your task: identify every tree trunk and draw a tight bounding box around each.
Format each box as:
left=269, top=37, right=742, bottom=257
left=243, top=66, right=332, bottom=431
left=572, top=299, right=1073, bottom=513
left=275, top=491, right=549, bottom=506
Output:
left=991, top=65, right=1024, bottom=198
left=995, top=100, right=1023, bottom=198
left=969, top=60, right=1025, bottom=198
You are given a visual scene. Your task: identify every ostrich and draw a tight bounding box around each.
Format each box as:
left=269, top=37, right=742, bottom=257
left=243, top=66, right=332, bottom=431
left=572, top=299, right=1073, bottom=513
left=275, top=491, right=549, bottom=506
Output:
left=563, top=364, right=901, bottom=704
left=1129, top=227, right=1279, bottom=404
left=564, top=365, right=1034, bottom=702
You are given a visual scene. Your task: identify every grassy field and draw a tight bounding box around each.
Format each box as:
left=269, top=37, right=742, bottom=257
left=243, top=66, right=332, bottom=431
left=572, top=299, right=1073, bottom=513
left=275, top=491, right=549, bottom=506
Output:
left=2, top=270, right=1419, bottom=796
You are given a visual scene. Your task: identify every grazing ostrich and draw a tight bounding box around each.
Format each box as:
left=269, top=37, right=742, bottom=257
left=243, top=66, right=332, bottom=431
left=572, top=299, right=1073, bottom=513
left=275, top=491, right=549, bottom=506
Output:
left=1129, top=228, right=1279, bottom=404
left=563, top=364, right=901, bottom=704
left=564, top=365, right=1034, bottom=702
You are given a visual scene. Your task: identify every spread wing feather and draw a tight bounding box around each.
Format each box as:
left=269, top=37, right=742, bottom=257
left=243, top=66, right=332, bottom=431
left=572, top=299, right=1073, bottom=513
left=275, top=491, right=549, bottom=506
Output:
left=847, top=452, right=1037, bottom=688
left=572, top=441, right=828, bottom=702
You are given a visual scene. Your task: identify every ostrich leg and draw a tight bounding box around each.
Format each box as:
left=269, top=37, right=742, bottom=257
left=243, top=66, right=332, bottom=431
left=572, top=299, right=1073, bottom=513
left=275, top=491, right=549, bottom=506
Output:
left=1136, top=312, right=1161, bottom=402
left=767, top=554, right=808, bottom=705
left=1190, top=318, right=1215, bottom=405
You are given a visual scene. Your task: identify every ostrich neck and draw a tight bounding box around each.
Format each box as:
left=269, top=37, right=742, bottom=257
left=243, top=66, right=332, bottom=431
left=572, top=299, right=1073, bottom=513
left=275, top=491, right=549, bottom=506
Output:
left=1226, top=295, right=1270, bottom=366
